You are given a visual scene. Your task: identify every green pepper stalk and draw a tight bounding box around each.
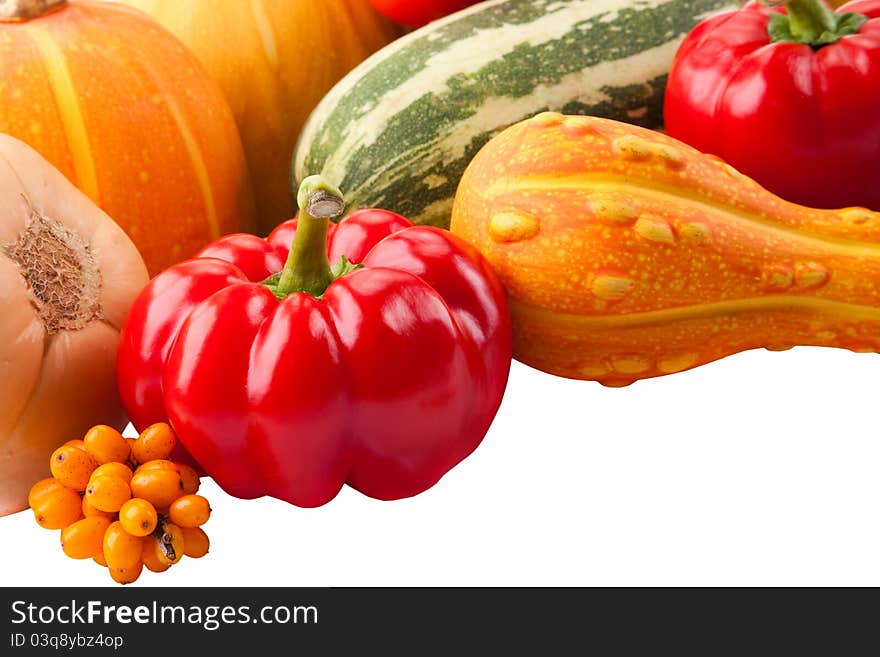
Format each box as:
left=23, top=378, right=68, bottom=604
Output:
left=766, top=0, right=867, bottom=46
left=271, top=176, right=346, bottom=298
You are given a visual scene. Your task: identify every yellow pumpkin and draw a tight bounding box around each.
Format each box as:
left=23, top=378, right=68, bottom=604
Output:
left=0, top=133, right=148, bottom=516
left=119, top=0, right=400, bottom=233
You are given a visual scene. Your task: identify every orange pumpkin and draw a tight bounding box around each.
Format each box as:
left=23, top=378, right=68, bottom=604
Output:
left=0, top=0, right=256, bottom=274
left=118, top=0, right=400, bottom=233
left=451, top=113, right=880, bottom=386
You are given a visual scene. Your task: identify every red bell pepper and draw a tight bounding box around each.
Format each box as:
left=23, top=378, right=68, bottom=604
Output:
left=368, top=0, right=481, bottom=28
left=664, top=0, right=880, bottom=210
left=117, top=177, right=511, bottom=507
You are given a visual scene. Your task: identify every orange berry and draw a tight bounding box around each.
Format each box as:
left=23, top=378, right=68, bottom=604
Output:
left=136, top=460, right=199, bottom=492
left=152, top=522, right=185, bottom=565
left=103, top=521, right=143, bottom=572
left=130, top=468, right=183, bottom=509
left=30, top=482, right=83, bottom=530
left=90, top=462, right=133, bottom=485
left=63, top=439, right=87, bottom=451
left=176, top=463, right=201, bottom=495
left=61, top=517, right=112, bottom=559
left=50, top=445, right=97, bottom=491
left=93, top=551, right=107, bottom=567
left=110, top=560, right=143, bottom=585
left=82, top=496, right=115, bottom=520
left=132, top=423, right=176, bottom=464
left=84, top=425, right=130, bottom=465
left=137, top=459, right=177, bottom=472
left=85, top=476, right=131, bottom=513
left=119, top=498, right=158, bottom=537
left=141, top=538, right=170, bottom=573
left=181, top=527, right=210, bottom=559
left=28, top=478, right=62, bottom=509
left=169, top=495, right=210, bottom=528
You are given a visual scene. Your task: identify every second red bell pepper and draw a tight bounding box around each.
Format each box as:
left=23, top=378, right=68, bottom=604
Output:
left=117, top=177, right=511, bottom=507
left=368, top=0, right=481, bottom=28
left=664, top=0, right=880, bottom=210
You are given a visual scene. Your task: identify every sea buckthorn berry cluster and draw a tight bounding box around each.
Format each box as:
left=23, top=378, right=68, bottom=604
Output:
left=28, top=423, right=211, bottom=584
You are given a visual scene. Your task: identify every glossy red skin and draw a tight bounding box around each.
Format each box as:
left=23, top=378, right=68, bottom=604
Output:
left=116, top=209, right=511, bottom=507
left=664, top=0, right=880, bottom=210
left=368, top=0, right=480, bottom=27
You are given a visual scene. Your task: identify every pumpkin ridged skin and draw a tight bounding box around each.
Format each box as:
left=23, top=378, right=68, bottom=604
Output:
left=120, top=0, right=400, bottom=233
left=0, top=0, right=256, bottom=274
left=294, top=0, right=737, bottom=229
left=0, top=133, right=148, bottom=516
left=450, top=113, right=880, bottom=386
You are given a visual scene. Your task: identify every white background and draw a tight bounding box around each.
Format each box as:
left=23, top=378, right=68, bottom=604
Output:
left=1, top=346, right=878, bottom=587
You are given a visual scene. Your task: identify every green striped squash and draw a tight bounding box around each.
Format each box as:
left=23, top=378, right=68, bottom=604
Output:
left=293, top=0, right=736, bottom=228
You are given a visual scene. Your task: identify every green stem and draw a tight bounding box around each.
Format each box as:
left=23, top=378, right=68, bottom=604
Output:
left=766, top=0, right=868, bottom=46
left=784, top=0, right=837, bottom=41
left=274, top=176, right=345, bottom=298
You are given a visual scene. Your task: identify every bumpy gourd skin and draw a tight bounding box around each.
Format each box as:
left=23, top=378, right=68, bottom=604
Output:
left=451, top=112, right=880, bottom=386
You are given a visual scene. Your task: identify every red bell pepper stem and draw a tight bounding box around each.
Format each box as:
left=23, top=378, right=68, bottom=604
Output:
left=767, top=0, right=867, bottom=45
left=275, top=176, right=345, bottom=298
left=784, top=0, right=838, bottom=39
